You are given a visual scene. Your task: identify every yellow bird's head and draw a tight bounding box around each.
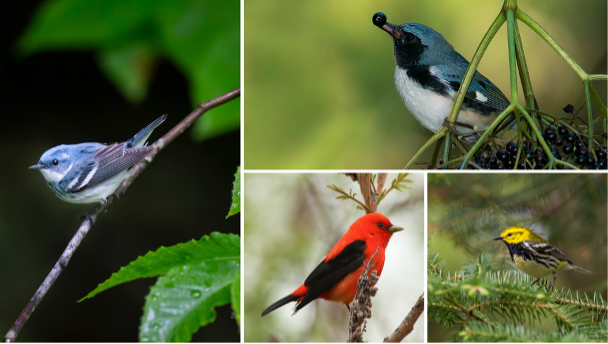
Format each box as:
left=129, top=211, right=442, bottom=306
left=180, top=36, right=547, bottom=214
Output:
left=492, top=226, right=547, bottom=245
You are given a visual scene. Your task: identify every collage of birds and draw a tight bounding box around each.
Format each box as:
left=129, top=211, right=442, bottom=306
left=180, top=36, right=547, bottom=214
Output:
left=1, top=0, right=607, bottom=343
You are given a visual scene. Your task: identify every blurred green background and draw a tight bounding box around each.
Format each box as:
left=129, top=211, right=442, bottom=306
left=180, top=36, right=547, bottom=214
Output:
left=244, top=173, right=424, bottom=342
left=428, top=173, right=607, bottom=342
left=244, top=0, right=607, bottom=169
left=0, top=0, right=239, bottom=341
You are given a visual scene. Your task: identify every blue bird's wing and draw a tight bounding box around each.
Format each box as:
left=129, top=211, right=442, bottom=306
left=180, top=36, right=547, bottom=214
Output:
left=125, top=114, right=167, bottom=150
left=434, top=55, right=511, bottom=114
left=67, top=143, right=155, bottom=193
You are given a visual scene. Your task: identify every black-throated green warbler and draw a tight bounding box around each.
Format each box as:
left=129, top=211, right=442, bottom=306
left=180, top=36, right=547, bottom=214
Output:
left=493, top=226, right=594, bottom=291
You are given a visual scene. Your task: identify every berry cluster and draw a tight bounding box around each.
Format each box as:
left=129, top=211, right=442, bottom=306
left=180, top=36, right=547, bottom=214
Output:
left=467, top=125, right=607, bottom=170
left=540, top=125, right=607, bottom=169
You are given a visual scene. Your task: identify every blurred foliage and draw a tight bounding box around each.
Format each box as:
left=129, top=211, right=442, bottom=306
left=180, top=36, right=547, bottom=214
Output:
left=80, top=233, right=240, bottom=342
left=227, top=166, right=241, bottom=218
left=428, top=173, right=607, bottom=342
left=244, top=173, right=424, bottom=342
left=19, top=0, right=240, bottom=139
left=428, top=251, right=607, bottom=342
left=244, top=0, right=607, bottom=169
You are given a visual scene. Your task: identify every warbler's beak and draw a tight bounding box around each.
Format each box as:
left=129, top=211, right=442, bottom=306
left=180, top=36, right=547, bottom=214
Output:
left=492, top=235, right=504, bottom=241
left=389, top=225, right=404, bottom=233
left=29, top=163, right=44, bottom=170
left=381, top=23, right=401, bottom=40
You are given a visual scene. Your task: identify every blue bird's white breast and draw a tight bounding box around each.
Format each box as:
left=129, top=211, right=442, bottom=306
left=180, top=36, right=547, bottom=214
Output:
left=394, top=66, right=500, bottom=134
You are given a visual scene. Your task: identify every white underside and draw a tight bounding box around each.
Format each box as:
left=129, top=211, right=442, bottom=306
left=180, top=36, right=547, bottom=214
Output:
left=52, top=170, right=130, bottom=204
left=394, top=67, right=498, bottom=135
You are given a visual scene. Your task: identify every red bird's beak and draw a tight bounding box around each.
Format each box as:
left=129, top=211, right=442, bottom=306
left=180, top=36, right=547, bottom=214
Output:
left=388, top=225, right=404, bottom=233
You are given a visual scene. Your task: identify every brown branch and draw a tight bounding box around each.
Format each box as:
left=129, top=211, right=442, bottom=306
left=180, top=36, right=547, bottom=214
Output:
left=4, top=88, right=240, bottom=343
left=348, top=248, right=380, bottom=343
left=383, top=294, right=425, bottom=342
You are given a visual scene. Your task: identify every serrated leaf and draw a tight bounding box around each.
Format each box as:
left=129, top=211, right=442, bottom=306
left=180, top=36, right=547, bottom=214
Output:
left=226, top=166, right=240, bottom=218
left=139, top=258, right=239, bottom=342
left=231, top=274, right=241, bottom=327
left=80, top=232, right=239, bottom=301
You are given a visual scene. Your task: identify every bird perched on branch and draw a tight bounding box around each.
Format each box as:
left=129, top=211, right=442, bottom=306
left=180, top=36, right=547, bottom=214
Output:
left=30, top=115, right=167, bottom=204
left=493, top=226, right=594, bottom=291
left=261, top=212, right=403, bottom=316
left=373, top=12, right=511, bottom=141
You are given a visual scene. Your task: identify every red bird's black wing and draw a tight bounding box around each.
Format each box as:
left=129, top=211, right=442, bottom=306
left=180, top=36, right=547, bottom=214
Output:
left=294, top=239, right=366, bottom=313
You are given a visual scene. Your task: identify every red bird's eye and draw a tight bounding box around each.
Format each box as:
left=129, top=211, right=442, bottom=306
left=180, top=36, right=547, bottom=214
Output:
left=377, top=222, right=383, bottom=228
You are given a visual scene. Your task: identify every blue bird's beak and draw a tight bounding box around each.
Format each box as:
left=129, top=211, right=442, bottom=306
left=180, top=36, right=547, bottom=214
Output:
left=381, top=23, right=400, bottom=40
left=29, top=163, right=44, bottom=170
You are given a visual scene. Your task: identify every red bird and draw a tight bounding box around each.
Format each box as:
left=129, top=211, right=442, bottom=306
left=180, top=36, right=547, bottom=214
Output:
left=261, top=212, right=403, bottom=316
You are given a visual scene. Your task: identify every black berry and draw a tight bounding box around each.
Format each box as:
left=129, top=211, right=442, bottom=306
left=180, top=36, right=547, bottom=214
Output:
left=576, top=155, right=586, bottom=165
left=555, top=137, right=564, bottom=147
left=373, top=12, right=387, bottom=27
left=563, top=104, right=574, bottom=114
left=565, top=133, right=576, bottom=144
left=497, top=150, right=508, bottom=162
left=558, top=125, right=568, bottom=137
left=563, top=143, right=574, bottom=154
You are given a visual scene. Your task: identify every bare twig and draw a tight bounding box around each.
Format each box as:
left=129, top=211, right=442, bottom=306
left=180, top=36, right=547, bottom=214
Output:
left=384, top=294, right=424, bottom=343
left=347, top=248, right=380, bottom=343
left=4, top=88, right=240, bottom=343
left=383, top=294, right=425, bottom=342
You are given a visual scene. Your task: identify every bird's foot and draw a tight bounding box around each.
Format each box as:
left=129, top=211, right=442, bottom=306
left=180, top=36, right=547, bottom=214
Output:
left=79, top=211, right=96, bottom=225
left=442, top=118, right=458, bottom=136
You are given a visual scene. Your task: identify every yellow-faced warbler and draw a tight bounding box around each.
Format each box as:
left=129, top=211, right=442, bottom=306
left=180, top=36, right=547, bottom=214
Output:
left=493, top=226, right=594, bottom=291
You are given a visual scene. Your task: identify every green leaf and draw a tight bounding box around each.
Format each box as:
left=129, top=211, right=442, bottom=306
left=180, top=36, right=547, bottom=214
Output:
left=139, top=256, right=239, bottom=342
left=226, top=166, right=240, bottom=218
left=80, top=232, right=239, bottom=300
left=153, top=0, right=240, bottom=140
left=98, top=44, right=157, bottom=102
left=231, top=274, right=241, bottom=327
left=18, top=0, right=240, bottom=138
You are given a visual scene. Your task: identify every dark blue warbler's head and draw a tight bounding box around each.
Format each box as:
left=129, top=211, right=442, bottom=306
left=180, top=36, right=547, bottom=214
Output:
left=372, top=12, right=456, bottom=68
left=29, top=145, right=73, bottom=183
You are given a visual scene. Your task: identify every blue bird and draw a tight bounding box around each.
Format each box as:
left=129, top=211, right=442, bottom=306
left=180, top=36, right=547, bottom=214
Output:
left=373, top=13, right=511, bottom=140
left=29, top=115, right=167, bottom=204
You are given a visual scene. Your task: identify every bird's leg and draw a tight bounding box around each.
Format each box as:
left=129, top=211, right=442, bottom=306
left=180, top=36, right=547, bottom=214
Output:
left=79, top=211, right=96, bottom=225
left=550, top=272, right=557, bottom=293
left=442, top=118, right=458, bottom=136
left=531, top=278, right=540, bottom=286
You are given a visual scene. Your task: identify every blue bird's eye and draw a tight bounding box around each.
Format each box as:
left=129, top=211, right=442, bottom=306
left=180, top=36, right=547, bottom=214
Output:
left=377, top=222, right=383, bottom=228
left=52, top=159, right=58, bottom=166
left=404, top=33, right=416, bottom=43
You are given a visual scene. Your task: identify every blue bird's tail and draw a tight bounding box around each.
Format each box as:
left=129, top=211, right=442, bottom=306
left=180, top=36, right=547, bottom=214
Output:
left=125, top=114, right=167, bottom=149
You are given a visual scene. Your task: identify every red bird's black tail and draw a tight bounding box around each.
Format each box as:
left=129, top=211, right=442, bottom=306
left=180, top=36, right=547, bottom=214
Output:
left=261, top=294, right=300, bottom=317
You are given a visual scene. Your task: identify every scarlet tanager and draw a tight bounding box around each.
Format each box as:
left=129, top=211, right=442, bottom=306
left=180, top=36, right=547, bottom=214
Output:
left=261, top=212, right=403, bottom=316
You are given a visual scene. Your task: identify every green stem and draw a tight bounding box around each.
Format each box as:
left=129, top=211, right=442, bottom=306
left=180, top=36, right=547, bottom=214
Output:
left=588, top=74, right=608, bottom=81
left=513, top=20, right=536, bottom=109
left=515, top=9, right=587, bottom=80
left=439, top=157, right=464, bottom=169
left=460, top=104, right=516, bottom=169
left=430, top=136, right=445, bottom=168
left=507, top=10, right=519, bottom=103
left=444, top=133, right=452, bottom=163
left=589, top=84, right=607, bottom=118
left=447, top=12, right=506, bottom=122
left=404, top=129, right=446, bottom=169
left=517, top=104, right=555, bottom=161
left=584, top=81, right=595, bottom=155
